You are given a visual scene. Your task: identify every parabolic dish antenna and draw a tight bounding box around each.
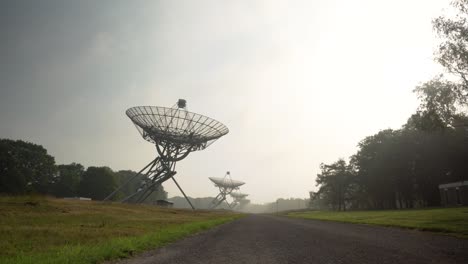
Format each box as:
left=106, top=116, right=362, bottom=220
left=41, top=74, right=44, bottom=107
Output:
left=209, top=177, right=245, bottom=189
left=126, top=104, right=229, bottom=153
left=230, top=192, right=249, bottom=209
left=104, top=99, right=229, bottom=209
left=209, top=171, right=245, bottom=209
left=230, top=192, right=248, bottom=199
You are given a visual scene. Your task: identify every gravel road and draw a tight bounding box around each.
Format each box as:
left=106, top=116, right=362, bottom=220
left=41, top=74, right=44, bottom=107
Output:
left=114, top=214, right=468, bottom=264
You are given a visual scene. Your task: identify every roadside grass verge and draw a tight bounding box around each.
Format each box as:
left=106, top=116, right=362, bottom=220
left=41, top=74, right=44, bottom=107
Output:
left=0, top=195, right=242, bottom=264
left=287, top=207, right=468, bottom=237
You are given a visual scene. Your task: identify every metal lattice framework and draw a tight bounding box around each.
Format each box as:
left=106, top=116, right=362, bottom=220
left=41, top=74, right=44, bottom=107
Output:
left=230, top=192, right=249, bottom=209
left=209, top=171, right=245, bottom=209
left=104, top=99, right=229, bottom=208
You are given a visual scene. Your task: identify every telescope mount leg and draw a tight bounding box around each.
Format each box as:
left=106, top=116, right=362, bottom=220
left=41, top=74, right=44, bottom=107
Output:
left=171, top=177, right=195, bottom=210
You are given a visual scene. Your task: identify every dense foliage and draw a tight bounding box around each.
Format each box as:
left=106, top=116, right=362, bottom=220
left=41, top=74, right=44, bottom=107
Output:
left=0, top=139, right=56, bottom=194
left=52, top=163, right=84, bottom=197
left=0, top=139, right=167, bottom=202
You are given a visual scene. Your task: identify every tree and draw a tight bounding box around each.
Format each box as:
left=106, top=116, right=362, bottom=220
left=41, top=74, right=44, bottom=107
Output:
left=406, top=78, right=468, bottom=205
left=406, top=77, right=461, bottom=131
left=114, top=170, right=143, bottom=199
left=79, top=167, right=117, bottom=200
left=433, top=0, right=468, bottom=101
left=52, top=163, right=84, bottom=197
left=352, top=130, right=403, bottom=209
left=406, top=76, right=467, bottom=133
left=351, top=128, right=456, bottom=208
left=315, top=159, right=354, bottom=211
left=0, top=139, right=56, bottom=194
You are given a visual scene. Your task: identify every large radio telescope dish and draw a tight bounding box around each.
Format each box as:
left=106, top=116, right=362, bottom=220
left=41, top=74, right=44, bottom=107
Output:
left=105, top=99, right=229, bottom=208
left=126, top=105, right=228, bottom=154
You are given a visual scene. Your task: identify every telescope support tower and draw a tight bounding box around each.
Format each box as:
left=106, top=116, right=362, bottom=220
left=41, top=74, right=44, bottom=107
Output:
left=209, top=172, right=244, bottom=209
left=104, top=100, right=229, bottom=209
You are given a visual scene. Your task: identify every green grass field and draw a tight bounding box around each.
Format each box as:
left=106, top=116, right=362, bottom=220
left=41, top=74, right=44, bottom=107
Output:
left=287, top=207, right=468, bottom=237
left=0, top=195, right=241, bottom=264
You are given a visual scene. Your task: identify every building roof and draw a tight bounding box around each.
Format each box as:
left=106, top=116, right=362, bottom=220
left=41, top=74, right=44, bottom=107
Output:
left=439, top=181, right=468, bottom=189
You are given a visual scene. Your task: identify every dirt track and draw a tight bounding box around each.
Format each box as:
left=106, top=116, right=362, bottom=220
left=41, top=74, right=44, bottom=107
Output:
left=114, top=214, right=468, bottom=264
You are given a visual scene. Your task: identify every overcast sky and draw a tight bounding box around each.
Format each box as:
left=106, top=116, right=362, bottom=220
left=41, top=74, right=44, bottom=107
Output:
left=1, top=0, right=448, bottom=203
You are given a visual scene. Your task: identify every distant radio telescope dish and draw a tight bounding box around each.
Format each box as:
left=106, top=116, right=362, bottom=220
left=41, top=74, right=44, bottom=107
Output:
left=230, top=192, right=249, bottom=209
left=104, top=99, right=229, bottom=209
left=209, top=177, right=245, bottom=189
left=230, top=192, right=248, bottom=199
left=209, top=171, right=245, bottom=209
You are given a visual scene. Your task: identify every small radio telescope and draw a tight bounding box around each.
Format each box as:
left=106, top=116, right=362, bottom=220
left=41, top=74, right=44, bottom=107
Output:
left=209, top=171, right=245, bottom=209
left=230, top=192, right=248, bottom=209
left=104, top=99, right=229, bottom=209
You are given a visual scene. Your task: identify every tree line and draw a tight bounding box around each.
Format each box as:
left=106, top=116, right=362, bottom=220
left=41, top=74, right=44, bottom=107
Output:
left=311, top=0, right=468, bottom=210
left=0, top=139, right=167, bottom=202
